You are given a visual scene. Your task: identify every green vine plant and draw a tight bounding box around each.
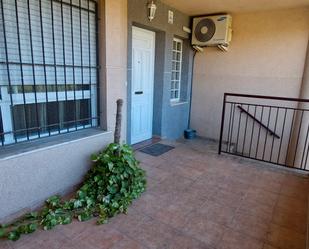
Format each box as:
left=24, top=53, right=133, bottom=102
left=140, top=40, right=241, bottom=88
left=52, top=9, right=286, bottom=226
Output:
left=0, top=143, right=146, bottom=241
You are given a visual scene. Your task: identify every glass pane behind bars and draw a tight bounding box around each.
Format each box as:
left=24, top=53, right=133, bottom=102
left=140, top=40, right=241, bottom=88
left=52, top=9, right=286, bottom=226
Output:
left=0, top=0, right=98, bottom=145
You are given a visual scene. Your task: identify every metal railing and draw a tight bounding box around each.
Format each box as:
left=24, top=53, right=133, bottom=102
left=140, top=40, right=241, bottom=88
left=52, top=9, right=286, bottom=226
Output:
left=219, top=93, right=309, bottom=172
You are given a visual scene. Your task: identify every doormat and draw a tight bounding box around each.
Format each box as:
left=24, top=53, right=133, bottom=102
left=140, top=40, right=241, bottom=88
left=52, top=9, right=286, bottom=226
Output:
left=140, top=143, right=175, bottom=157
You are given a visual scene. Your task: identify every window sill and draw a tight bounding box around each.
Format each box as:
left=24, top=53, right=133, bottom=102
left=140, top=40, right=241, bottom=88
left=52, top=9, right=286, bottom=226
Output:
left=0, top=128, right=111, bottom=160
left=170, top=101, right=189, bottom=107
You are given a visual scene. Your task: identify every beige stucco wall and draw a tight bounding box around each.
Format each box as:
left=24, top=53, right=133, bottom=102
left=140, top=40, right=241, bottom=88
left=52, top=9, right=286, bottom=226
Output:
left=0, top=132, right=113, bottom=222
left=191, top=8, right=309, bottom=140
left=99, top=0, right=128, bottom=142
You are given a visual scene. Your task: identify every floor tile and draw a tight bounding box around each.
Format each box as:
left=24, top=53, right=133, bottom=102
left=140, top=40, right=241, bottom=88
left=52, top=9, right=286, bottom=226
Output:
left=1, top=138, right=308, bottom=249
left=184, top=211, right=226, bottom=248
left=200, top=200, right=236, bottom=226
left=267, top=224, right=306, bottom=249
left=272, top=207, right=307, bottom=234
left=77, top=226, right=124, bottom=249
left=59, top=240, right=97, bottom=249
left=0, top=241, right=14, bottom=249
left=130, top=192, right=172, bottom=217
left=262, top=244, right=279, bottom=249
left=251, top=177, right=282, bottom=194
left=218, top=229, right=264, bottom=249
left=280, top=184, right=308, bottom=201
left=237, top=199, right=275, bottom=222
left=164, top=230, right=211, bottom=249
left=276, top=195, right=308, bottom=217
left=229, top=211, right=270, bottom=241
left=110, top=236, right=145, bottom=249
left=117, top=214, right=174, bottom=249
left=135, top=152, right=167, bottom=167
left=141, top=163, right=172, bottom=182
left=164, top=162, right=205, bottom=180
left=245, top=186, right=279, bottom=208
left=209, top=188, right=244, bottom=209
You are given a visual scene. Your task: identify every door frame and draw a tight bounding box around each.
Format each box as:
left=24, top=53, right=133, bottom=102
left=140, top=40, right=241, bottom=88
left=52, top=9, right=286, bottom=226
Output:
left=130, top=26, right=156, bottom=145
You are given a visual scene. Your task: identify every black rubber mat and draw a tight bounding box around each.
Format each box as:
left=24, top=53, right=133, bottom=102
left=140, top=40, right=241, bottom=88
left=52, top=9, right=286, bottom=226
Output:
left=140, top=143, right=175, bottom=156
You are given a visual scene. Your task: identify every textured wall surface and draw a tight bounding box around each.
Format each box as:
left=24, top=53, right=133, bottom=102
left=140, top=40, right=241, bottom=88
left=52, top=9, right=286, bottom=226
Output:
left=0, top=131, right=113, bottom=221
left=99, top=0, right=128, bottom=142
left=127, top=0, right=194, bottom=142
left=191, top=8, right=309, bottom=140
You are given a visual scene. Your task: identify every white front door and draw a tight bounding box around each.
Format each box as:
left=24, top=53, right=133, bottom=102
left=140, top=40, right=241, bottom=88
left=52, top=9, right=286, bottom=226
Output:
left=131, top=27, right=155, bottom=144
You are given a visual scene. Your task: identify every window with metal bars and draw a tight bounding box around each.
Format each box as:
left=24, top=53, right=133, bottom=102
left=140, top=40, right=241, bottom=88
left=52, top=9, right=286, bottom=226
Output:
left=171, top=38, right=182, bottom=102
left=0, top=0, right=98, bottom=146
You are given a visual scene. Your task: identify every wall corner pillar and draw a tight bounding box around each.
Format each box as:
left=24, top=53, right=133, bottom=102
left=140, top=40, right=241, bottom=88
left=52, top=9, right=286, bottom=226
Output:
left=286, top=39, right=309, bottom=169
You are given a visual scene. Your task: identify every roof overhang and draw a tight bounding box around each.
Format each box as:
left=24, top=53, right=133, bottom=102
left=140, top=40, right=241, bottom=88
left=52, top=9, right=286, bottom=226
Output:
left=160, top=0, right=309, bottom=15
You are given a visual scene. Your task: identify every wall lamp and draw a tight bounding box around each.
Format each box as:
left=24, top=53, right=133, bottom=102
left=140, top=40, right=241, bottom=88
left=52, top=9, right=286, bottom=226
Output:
left=148, top=0, right=157, bottom=22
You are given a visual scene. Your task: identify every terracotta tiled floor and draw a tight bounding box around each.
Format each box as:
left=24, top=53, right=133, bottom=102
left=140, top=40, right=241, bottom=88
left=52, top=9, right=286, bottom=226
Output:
left=1, top=138, right=309, bottom=249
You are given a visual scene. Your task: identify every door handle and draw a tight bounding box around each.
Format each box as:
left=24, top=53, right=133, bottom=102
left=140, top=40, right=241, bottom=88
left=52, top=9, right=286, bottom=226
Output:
left=135, top=91, right=143, bottom=95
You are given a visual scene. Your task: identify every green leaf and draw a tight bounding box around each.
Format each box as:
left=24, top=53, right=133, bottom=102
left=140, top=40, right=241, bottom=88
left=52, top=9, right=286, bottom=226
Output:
left=108, top=162, right=114, bottom=171
left=63, top=201, right=72, bottom=210
left=50, top=218, right=58, bottom=226
left=61, top=216, right=72, bottom=225
left=96, top=217, right=108, bottom=225
left=77, top=190, right=86, bottom=199
left=73, top=200, right=83, bottom=209
left=7, top=231, right=20, bottom=241
left=17, top=225, right=27, bottom=234
left=28, top=223, right=37, bottom=233
left=0, top=143, right=147, bottom=242
left=25, top=212, right=38, bottom=220
left=0, top=228, right=6, bottom=238
left=91, top=154, right=98, bottom=162
left=78, top=212, right=92, bottom=222
left=111, top=202, right=119, bottom=209
left=102, top=195, right=111, bottom=204
left=46, top=196, right=61, bottom=208
left=107, top=185, right=117, bottom=194
left=80, top=184, right=90, bottom=192
left=86, top=198, right=94, bottom=207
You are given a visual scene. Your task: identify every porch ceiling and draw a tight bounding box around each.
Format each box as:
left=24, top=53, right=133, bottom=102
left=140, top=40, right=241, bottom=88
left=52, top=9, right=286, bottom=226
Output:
left=161, top=0, right=309, bottom=15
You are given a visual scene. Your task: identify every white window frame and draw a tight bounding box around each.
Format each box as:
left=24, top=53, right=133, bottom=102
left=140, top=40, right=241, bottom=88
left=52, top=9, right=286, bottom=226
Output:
left=170, top=38, right=183, bottom=102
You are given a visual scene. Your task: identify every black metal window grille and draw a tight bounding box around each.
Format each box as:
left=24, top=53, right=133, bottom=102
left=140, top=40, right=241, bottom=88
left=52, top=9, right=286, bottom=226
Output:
left=0, top=0, right=98, bottom=146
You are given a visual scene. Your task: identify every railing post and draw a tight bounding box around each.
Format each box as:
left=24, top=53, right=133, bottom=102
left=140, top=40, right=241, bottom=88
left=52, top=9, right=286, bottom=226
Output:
left=218, top=93, right=227, bottom=154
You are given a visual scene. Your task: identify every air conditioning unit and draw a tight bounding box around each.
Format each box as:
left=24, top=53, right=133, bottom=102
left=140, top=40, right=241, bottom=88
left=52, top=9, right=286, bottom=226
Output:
left=192, top=14, right=232, bottom=47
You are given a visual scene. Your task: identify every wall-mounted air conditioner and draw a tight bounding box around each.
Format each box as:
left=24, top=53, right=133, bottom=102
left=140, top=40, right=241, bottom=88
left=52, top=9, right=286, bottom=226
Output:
left=191, top=14, right=232, bottom=47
